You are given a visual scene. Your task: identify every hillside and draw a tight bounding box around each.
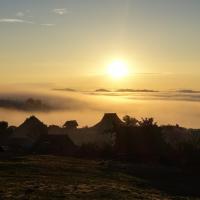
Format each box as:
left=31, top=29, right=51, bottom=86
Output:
left=0, top=155, right=199, bottom=200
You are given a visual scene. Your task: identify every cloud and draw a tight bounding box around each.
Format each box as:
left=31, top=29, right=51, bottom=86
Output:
left=1, top=10, right=54, bottom=26
left=91, top=88, right=158, bottom=93
left=0, top=97, right=84, bottom=112
left=16, top=12, right=25, bottom=17
left=0, top=18, right=34, bottom=24
left=53, top=8, right=67, bottom=15
left=87, top=90, right=200, bottom=102
left=53, top=88, right=77, bottom=92
left=0, top=98, right=55, bottom=112
left=95, top=89, right=111, bottom=92
left=115, top=89, right=159, bottom=93
left=126, top=92, right=200, bottom=103
left=0, top=18, right=54, bottom=27
left=40, top=23, right=55, bottom=27
left=176, top=90, right=200, bottom=94
left=0, top=92, right=90, bottom=113
left=16, top=10, right=33, bottom=18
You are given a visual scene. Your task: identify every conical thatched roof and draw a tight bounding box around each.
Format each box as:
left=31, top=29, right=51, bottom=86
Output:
left=12, top=116, right=47, bottom=141
left=92, top=113, right=124, bottom=131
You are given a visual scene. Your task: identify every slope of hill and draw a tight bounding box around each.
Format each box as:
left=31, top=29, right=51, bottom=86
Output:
left=0, top=155, right=199, bottom=200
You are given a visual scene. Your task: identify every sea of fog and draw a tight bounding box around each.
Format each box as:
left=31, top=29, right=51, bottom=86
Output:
left=0, top=88, right=199, bottom=128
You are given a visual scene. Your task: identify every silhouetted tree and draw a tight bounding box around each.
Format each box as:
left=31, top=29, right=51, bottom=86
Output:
left=113, top=116, right=170, bottom=163
left=0, top=121, right=15, bottom=146
left=123, top=115, right=138, bottom=127
left=63, top=120, right=78, bottom=129
left=0, top=121, right=8, bottom=132
left=138, top=117, right=158, bottom=128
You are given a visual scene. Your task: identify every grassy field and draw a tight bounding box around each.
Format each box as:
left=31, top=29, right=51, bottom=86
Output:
left=0, top=155, right=199, bottom=200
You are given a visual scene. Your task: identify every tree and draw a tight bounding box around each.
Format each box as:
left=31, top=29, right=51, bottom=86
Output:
left=123, top=115, right=138, bottom=127
left=63, top=120, right=78, bottom=129
left=0, top=121, right=8, bottom=131
left=138, top=117, right=158, bottom=128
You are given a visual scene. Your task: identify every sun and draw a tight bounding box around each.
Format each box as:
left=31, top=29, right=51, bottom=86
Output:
left=107, top=60, right=129, bottom=79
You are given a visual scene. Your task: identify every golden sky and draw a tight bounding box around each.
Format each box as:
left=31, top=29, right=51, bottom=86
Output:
left=0, top=0, right=200, bottom=90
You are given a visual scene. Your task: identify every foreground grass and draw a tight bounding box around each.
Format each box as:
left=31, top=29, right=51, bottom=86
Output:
left=0, top=155, right=199, bottom=200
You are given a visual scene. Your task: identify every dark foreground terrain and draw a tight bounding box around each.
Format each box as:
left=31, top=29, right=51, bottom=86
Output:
left=0, top=155, right=199, bottom=200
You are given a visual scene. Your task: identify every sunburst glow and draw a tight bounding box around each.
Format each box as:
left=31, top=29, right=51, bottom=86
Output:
left=107, top=60, right=129, bottom=79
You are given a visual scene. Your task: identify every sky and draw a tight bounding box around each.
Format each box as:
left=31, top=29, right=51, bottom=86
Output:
left=0, top=0, right=200, bottom=90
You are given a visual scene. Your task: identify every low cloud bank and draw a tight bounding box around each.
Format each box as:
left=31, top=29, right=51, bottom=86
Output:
left=94, top=88, right=158, bottom=93
left=95, top=89, right=111, bottom=92
left=52, top=88, right=77, bottom=92
left=87, top=90, right=200, bottom=102
left=0, top=91, right=89, bottom=112
left=1, top=88, right=200, bottom=114
left=127, top=92, right=200, bottom=102
left=0, top=98, right=61, bottom=112
left=176, top=90, right=200, bottom=94
left=115, top=89, right=159, bottom=93
left=53, top=88, right=159, bottom=93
